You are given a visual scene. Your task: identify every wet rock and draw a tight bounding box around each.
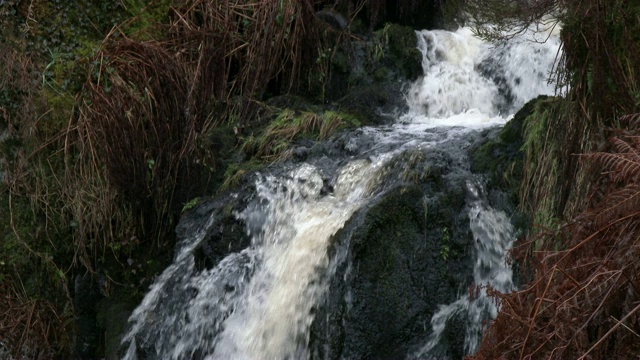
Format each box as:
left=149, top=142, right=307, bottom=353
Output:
left=97, top=291, right=138, bottom=360
left=443, top=308, right=468, bottom=360
left=178, top=191, right=252, bottom=272
left=74, top=273, right=102, bottom=359
left=469, top=95, right=546, bottom=192
left=336, top=83, right=408, bottom=125
left=469, top=96, right=547, bottom=229
left=309, top=144, right=478, bottom=360
left=293, top=146, right=310, bottom=160
left=120, top=190, right=255, bottom=359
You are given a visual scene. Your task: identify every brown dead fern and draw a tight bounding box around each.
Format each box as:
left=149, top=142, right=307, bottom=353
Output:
left=470, top=113, right=640, bottom=360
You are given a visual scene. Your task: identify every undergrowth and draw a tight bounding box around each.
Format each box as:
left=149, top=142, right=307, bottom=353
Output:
left=462, top=1, right=640, bottom=359
left=519, top=97, right=593, bottom=230
left=241, top=109, right=360, bottom=163
left=470, top=113, right=640, bottom=359
left=0, top=43, right=75, bottom=358
left=0, top=0, right=446, bottom=357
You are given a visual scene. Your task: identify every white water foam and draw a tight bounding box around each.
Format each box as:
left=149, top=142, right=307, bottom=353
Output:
left=210, top=159, right=390, bottom=360
left=121, top=22, right=561, bottom=360
left=122, top=157, right=393, bottom=360
left=401, top=25, right=561, bottom=128
left=403, top=24, right=561, bottom=358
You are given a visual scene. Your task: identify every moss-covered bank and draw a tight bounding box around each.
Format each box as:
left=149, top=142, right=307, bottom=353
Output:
left=466, top=1, right=640, bottom=358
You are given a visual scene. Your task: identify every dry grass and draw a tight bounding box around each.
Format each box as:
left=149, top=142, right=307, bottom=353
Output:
left=558, top=0, right=640, bottom=123
left=69, top=0, right=365, bottom=263
left=1, top=1, right=361, bottom=355
left=0, top=278, right=73, bottom=359
left=241, top=109, right=355, bottom=162
left=166, top=0, right=321, bottom=121
left=1, top=0, right=446, bottom=357
left=1, top=41, right=75, bottom=359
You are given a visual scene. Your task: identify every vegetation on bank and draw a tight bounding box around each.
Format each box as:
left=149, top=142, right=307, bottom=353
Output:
left=462, top=0, right=640, bottom=359
left=0, top=0, right=447, bottom=357
left=4, top=0, right=637, bottom=357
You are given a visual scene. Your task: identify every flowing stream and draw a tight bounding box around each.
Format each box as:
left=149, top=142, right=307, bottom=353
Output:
left=122, top=24, right=561, bottom=360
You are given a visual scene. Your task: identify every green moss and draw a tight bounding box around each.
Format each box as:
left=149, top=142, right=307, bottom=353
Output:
left=356, top=186, right=423, bottom=279
left=375, top=23, right=422, bottom=80
left=521, top=97, right=567, bottom=228
left=0, top=194, right=33, bottom=272
left=331, top=51, right=350, bottom=74
left=96, top=289, right=139, bottom=360
left=335, top=83, right=401, bottom=126
left=470, top=96, right=551, bottom=201
left=471, top=95, right=569, bottom=232
left=398, top=149, right=431, bottom=184
left=181, top=197, right=200, bottom=213
left=220, top=160, right=264, bottom=191
left=121, top=0, right=172, bottom=38
left=373, top=67, right=389, bottom=82
left=0, top=188, right=74, bottom=307
left=239, top=108, right=360, bottom=163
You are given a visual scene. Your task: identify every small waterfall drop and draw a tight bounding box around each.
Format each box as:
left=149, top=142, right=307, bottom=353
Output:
left=211, top=159, right=391, bottom=360
left=121, top=24, right=561, bottom=360
left=410, top=181, right=515, bottom=359
left=123, top=158, right=393, bottom=360
left=404, top=24, right=560, bottom=125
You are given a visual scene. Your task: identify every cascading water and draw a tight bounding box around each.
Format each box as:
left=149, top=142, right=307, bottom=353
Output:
left=122, top=159, right=393, bottom=360
left=209, top=159, right=393, bottom=360
left=121, top=24, right=561, bottom=360
left=409, top=180, right=516, bottom=359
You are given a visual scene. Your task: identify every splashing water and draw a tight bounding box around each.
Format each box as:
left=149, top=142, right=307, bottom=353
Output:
left=121, top=24, right=561, bottom=360
left=410, top=181, right=515, bottom=359
left=210, top=160, right=391, bottom=360
left=403, top=25, right=560, bottom=126
left=123, top=158, right=393, bottom=360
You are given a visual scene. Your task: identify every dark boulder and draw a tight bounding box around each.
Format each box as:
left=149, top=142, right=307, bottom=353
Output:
left=310, top=144, right=478, bottom=360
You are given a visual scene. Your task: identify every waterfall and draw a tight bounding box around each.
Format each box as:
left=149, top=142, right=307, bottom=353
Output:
left=121, top=24, right=561, bottom=360
left=409, top=180, right=516, bottom=358
left=122, top=159, right=393, bottom=360
left=210, top=160, right=391, bottom=360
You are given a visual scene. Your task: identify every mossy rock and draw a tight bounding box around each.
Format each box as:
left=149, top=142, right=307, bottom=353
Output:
left=469, top=96, right=550, bottom=197
left=312, top=175, right=474, bottom=359
left=375, top=24, right=422, bottom=81
left=97, top=290, right=139, bottom=360
left=335, top=83, right=407, bottom=126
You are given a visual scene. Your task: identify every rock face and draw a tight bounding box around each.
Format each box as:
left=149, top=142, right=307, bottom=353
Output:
left=321, top=23, right=422, bottom=124
left=308, top=143, right=478, bottom=360
left=118, top=189, right=255, bottom=359
left=469, top=96, right=547, bottom=232
left=176, top=190, right=253, bottom=274
left=74, top=273, right=102, bottom=358
left=168, top=127, right=488, bottom=360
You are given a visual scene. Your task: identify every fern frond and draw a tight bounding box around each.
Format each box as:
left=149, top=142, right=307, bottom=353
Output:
left=594, top=184, right=640, bottom=227
left=586, top=139, right=640, bottom=183
left=474, top=111, right=640, bottom=360
left=619, top=113, right=640, bottom=130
